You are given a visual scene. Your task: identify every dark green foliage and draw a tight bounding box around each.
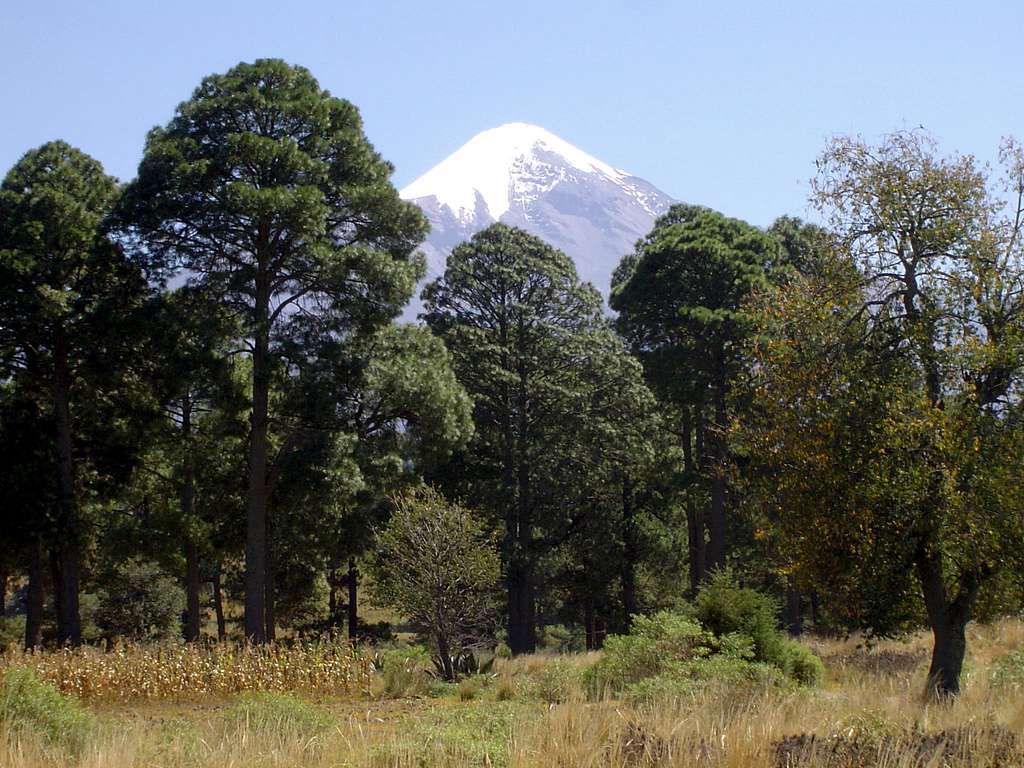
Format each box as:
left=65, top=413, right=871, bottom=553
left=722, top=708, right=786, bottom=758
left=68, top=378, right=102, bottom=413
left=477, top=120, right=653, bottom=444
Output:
left=425, top=223, right=664, bottom=653
left=0, top=141, right=153, bottom=646
left=611, top=204, right=782, bottom=584
left=94, top=559, right=186, bottom=641
left=693, top=570, right=785, bottom=666
left=119, top=59, right=430, bottom=642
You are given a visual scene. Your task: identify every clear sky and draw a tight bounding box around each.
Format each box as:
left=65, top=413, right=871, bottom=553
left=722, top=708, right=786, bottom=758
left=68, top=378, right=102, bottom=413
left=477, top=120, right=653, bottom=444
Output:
left=2, top=0, right=1022, bottom=227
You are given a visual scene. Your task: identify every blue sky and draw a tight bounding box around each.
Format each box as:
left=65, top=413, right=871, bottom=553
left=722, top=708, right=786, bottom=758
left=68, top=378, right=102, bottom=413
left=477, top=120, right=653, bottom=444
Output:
left=2, top=0, right=1022, bottom=226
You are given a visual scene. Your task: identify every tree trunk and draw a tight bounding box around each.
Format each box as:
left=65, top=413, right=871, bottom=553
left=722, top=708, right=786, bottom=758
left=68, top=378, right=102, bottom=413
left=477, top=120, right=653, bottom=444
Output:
left=52, top=336, right=81, bottom=646
left=785, top=585, right=803, bottom=636
left=181, top=397, right=201, bottom=642
left=25, top=539, right=45, bottom=650
left=244, top=286, right=270, bottom=642
left=507, top=559, right=536, bottom=654
left=683, top=408, right=706, bottom=594
left=264, top=505, right=275, bottom=642
left=49, top=548, right=62, bottom=638
left=502, top=341, right=537, bottom=655
left=706, top=389, right=728, bottom=572
left=436, top=632, right=455, bottom=681
left=0, top=566, right=7, bottom=617
left=915, top=543, right=979, bottom=698
left=212, top=563, right=226, bottom=641
left=328, top=568, right=338, bottom=627
left=184, top=538, right=201, bottom=642
left=347, top=558, right=358, bottom=641
left=620, top=478, right=639, bottom=628
left=584, top=596, right=596, bottom=651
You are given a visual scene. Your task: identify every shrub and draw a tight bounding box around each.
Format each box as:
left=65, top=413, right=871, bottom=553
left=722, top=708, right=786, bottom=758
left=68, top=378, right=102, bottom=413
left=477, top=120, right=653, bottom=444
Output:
left=0, top=668, right=93, bottom=751
left=458, top=677, right=480, bottom=701
left=625, top=654, right=786, bottom=704
left=371, top=646, right=433, bottom=698
left=495, top=675, right=516, bottom=701
left=371, top=487, right=501, bottom=681
left=586, top=576, right=823, bottom=701
left=94, top=558, right=185, bottom=641
left=584, top=611, right=712, bottom=696
left=694, top=569, right=786, bottom=667
left=785, top=640, right=826, bottom=686
left=530, top=659, right=581, bottom=703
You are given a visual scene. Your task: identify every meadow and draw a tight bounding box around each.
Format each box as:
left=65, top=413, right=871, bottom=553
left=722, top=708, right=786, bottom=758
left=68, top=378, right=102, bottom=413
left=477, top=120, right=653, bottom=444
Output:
left=2, top=620, right=1024, bottom=768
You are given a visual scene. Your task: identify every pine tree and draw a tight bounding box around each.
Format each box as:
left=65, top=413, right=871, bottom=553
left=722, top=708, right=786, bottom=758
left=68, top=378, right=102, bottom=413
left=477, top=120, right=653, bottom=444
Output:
left=117, top=59, right=428, bottom=641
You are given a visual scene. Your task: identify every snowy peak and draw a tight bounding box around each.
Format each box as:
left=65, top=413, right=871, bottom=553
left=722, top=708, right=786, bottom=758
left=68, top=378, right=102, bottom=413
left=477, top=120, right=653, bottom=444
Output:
left=400, top=122, right=674, bottom=314
left=401, top=122, right=630, bottom=223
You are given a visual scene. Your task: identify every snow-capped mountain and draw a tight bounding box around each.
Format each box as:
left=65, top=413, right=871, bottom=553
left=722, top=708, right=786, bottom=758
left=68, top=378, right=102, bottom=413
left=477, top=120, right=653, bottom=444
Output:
left=400, top=122, right=673, bottom=309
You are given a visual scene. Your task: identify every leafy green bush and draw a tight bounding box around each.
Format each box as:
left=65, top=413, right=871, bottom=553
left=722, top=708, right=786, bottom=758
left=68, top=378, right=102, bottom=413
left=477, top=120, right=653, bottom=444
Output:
left=624, top=656, right=784, bottom=703
left=584, top=611, right=712, bottom=696
left=94, top=558, right=185, bottom=641
left=586, top=575, right=823, bottom=700
left=228, top=692, right=329, bottom=736
left=0, top=667, right=93, bottom=751
left=694, top=570, right=787, bottom=667
left=785, top=640, right=826, bottom=685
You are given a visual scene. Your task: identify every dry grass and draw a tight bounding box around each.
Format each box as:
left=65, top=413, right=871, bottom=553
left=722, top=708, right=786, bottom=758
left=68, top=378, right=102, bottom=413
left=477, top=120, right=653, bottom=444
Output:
left=0, top=640, right=373, bottom=703
left=2, top=621, right=1024, bottom=767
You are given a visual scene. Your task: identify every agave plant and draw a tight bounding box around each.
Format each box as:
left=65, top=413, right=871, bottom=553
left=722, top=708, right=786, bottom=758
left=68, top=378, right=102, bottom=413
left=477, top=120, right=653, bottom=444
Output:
left=431, top=651, right=495, bottom=680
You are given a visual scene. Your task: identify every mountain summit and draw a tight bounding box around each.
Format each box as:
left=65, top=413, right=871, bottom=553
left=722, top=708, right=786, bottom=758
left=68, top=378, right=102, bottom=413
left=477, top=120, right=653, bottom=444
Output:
left=401, top=122, right=673, bottom=303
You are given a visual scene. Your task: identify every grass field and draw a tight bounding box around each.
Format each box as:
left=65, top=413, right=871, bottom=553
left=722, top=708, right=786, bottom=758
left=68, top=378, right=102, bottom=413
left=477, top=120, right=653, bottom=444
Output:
left=2, top=621, right=1024, bottom=767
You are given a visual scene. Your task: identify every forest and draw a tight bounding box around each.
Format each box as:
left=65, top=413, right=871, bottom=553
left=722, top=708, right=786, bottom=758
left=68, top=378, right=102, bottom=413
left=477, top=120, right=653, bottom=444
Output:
left=3, top=59, right=1024, bottom=767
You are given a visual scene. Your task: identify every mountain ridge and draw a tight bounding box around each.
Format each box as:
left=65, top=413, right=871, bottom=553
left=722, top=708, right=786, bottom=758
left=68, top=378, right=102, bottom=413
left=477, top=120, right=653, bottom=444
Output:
left=400, top=123, right=674, bottom=309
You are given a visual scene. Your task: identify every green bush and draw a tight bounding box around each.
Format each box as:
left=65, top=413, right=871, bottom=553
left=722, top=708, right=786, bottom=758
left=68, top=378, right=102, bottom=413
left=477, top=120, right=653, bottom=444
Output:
left=94, top=558, right=185, bottom=641
left=785, top=640, right=825, bottom=686
left=228, top=692, right=329, bottom=736
left=584, top=611, right=712, bottom=696
left=0, top=667, right=93, bottom=751
left=624, top=656, right=784, bottom=703
left=586, top=575, right=823, bottom=700
left=694, top=570, right=787, bottom=667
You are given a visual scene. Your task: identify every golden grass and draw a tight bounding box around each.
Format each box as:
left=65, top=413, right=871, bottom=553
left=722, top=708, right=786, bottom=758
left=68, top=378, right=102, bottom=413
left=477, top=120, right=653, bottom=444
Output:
left=0, top=640, right=373, bottom=703
left=2, top=621, right=1024, bottom=767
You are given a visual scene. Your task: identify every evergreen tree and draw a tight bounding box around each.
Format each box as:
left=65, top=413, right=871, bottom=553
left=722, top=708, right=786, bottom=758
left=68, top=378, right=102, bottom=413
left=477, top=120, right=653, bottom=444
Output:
left=0, top=141, right=150, bottom=645
left=424, top=223, right=605, bottom=653
left=611, top=205, right=779, bottom=588
left=117, top=59, right=428, bottom=641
